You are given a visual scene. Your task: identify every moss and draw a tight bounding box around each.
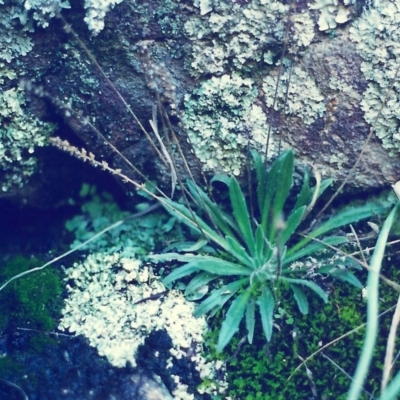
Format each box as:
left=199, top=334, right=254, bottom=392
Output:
left=204, top=261, right=400, bottom=399
left=0, top=256, right=63, bottom=338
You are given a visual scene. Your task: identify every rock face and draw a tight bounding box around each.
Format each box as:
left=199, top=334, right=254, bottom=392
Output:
left=1, top=0, right=400, bottom=205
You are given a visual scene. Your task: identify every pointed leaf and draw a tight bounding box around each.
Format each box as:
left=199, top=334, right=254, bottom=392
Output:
left=194, top=279, right=247, bottom=317
left=162, top=263, right=200, bottom=286
left=334, top=270, right=364, bottom=289
left=229, top=177, right=255, bottom=255
left=185, top=272, right=218, bottom=300
left=257, top=286, right=275, bottom=341
left=160, top=198, right=230, bottom=251
left=280, top=206, right=306, bottom=246
left=246, top=298, right=256, bottom=344
left=193, top=257, right=253, bottom=276
left=225, top=236, right=255, bottom=269
left=290, top=284, right=309, bottom=314
left=269, top=150, right=294, bottom=235
left=284, top=236, right=348, bottom=265
left=186, top=179, right=238, bottom=238
left=217, top=289, right=252, bottom=352
left=293, top=169, right=312, bottom=211
left=281, top=277, right=328, bottom=303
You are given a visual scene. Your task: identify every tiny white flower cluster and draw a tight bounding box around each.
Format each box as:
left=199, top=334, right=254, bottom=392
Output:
left=59, top=252, right=227, bottom=399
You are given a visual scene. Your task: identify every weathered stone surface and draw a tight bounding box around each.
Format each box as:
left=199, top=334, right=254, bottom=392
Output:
left=1, top=0, right=400, bottom=205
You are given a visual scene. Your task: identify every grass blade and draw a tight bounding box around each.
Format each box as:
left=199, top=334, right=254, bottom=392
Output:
left=347, top=203, right=400, bottom=400
left=229, top=177, right=255, bottom=255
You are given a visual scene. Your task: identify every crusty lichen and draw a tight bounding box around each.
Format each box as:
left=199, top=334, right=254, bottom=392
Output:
left=349, top=0, right=400, bottom=155
left=0, top=6, right=33, bottom=63
left=262, top=62, right=326, bottom=125
left=185, top=0, right=314, bottom=76
left=183, top=73, right=272, bottom=175
left=0, top=87, right=54, bottom=192
left=310, top=0, right=356, bottom=31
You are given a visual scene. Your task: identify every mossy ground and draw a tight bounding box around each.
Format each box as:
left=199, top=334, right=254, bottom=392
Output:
left=204, top=252, right=400, bottom=399
left=0, top=256, right=64, bottom=353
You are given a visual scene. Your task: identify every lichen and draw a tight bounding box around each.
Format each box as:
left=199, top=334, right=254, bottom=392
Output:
left=0, top=86, right=54, bottom=192
left=262, top=62, right=326, bottom=125
left=185, top=0, right=314, bottom=76
left=0, top=5, right=34, bottom=63
left=349, top=0, right=400, bottom=155
left=183, top=73, right=272, bottom=175
left=309, top=0, right=356, bottom=31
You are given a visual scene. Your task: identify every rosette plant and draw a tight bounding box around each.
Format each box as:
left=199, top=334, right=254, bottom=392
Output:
left=150, top=149, right=388, bottom=352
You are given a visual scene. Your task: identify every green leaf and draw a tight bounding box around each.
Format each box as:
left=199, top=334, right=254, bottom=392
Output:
left=160, top=198, right=230, bottom=251
left=284, top=236, right=348, bottom=265
left=335, top=270, right=363, bottom=289
left=186, top=179, right=238, bottom=238
left=217, top=289, right=252, bottom=352
left=257, top=286, right=275, bottom=341
left=269, top=150, right=294, bottom=236
left=229, top=177, right=255, bottom=255
left=290, top=284, right=309, bottom=314
left=246, top=298, right=256, bottom=344
left=162, top=263, right=200, bottom=286
left=254, top=224, right=266, bottom=265
left=185, top=272, right=217, bottom=300
left=192, top=257, right=253, bottom=276
left=293, top=169, right=312, bottom=211
left=303, top=202, right=389, bottom=243
left=179, top=239, right=208, bottom=252
left=280, top=206, right=306, bottom=246
left=225, top=236, right=255, bottom=269
left=281, top=277, right=328, bottom=303
left=194, top=279, right=248, bottom=317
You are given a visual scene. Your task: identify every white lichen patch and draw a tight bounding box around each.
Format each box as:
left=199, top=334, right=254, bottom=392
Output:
left=59, top=252, right=227, bottom=399
left=0, top=87, right=54, bottom=192
left=183, top=73, right=273, bottom=175
left=310, top=0, right=356, bottom=31
left=185, top=0, right=314, bottom=76
left=262, top=64, right=326, bottom=124
left=349, top=0, right=400, bottom=155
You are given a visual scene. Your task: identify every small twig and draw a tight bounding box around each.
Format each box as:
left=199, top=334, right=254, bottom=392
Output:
left=321, top=352, right=376, bottom=399
left=133, top=291, right=168, bottom=305
left=288, top=305, right=396, bottom=381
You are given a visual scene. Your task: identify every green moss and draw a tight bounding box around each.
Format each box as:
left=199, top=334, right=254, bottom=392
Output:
left=204, top=261, right=400, bottom=399
left=0, top=256, right=63, bottom=337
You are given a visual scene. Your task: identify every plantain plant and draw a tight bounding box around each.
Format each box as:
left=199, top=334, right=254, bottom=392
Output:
left=150, top=149, right=390, bottom=352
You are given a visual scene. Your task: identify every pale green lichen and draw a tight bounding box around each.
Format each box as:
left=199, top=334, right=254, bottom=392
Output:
left=185, top=0, right=314, bottom=76
left=262, top=63, right=326, bottom=124
left=22, top=0, right=120, bottom=33
left=349, top=0, right=400, bottom=155
left=0, top=5, right=33, bottom=63
left=0, top=87, right=54, bottom=192
left=310, top=0, right=356, bottom=31
left=183, top=73, right=273, bottom=175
